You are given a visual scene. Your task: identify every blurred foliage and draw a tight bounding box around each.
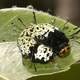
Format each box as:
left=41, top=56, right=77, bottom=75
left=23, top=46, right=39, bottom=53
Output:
left=28, top=64, right=80, bottom=80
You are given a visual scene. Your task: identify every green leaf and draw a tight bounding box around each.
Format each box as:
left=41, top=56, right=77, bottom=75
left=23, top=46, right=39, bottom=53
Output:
left=0, top=7, right=80, bottom=80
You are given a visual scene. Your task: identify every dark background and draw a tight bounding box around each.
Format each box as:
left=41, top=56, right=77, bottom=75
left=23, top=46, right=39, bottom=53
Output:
left=0, top=0, right=55, bottom=15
